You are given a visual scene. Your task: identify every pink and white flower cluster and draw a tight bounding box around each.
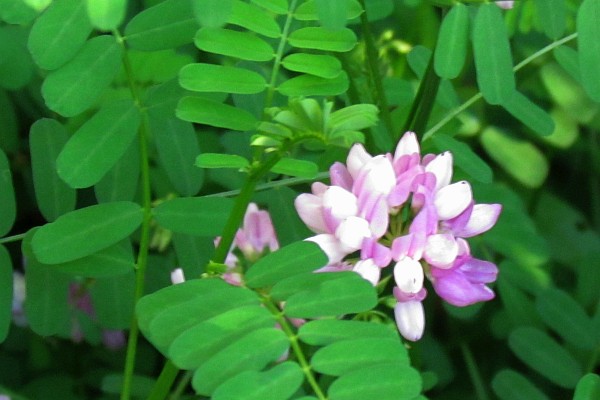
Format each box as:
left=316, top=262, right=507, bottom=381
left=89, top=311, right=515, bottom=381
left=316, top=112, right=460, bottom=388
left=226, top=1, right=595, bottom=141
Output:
left=295, top=132, right=502, bottom=341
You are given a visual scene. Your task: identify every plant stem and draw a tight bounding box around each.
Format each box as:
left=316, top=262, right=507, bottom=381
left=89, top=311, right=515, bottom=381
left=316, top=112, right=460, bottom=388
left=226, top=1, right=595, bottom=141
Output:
left=0, top=232, right=26, bottom=244
left=460, top=342, right=491, bottom=400
left=146, top=360, right=180, bottom=400
left=168, top=371, right=193, bottom=400
left=115, top=30, right=154, bottom=400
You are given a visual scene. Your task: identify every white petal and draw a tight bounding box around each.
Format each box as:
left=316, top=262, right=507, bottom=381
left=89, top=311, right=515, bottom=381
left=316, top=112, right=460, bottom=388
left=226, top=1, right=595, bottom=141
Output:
left=456, top=204, right=502, bottom=238
left=295, top=193, right=328, bottom=233
left=170, top=268, right=185, bottom=285
left=434, top=181, right=472, bottom=220
left=322, top=186, right=358, bottom=220
left=347, top=143, right=372, bottom=178
left=425, top=151, right=453, bottom=191
left=394, top=300, right=425, bottom=341
left=394, top=131, right=420, bottom=159
left=393, top=257, right=424, bottom=294
left=362, top=156, right=396, bottom=195
left=353, top=259, right=381, bottom=286
left=423, top=234, right=459, bottom=268
left=335, top=216, right=371, bottom=252
left=307, top=234, right=347, bottom=265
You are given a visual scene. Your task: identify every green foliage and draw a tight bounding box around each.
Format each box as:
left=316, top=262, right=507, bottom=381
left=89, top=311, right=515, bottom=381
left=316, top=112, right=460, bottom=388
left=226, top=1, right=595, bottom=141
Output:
left=0, top=245, right=12, bottom=342
left=153, top=197, right=234, bottom=236
left=574, top=374, right=600, bottom=400
left=0, top=149, right=16, bottom=237
left=434, top=3, right=468, bottom=80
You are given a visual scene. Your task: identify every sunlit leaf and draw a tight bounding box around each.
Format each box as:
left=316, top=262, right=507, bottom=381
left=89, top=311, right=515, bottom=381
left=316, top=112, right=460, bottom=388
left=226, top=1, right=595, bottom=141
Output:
left=195, top=153, right=249, bottom=169
left=193, top=0, right=233, bottom=27
left=295, top=0, right=363, bottom=21
left=434, top=3, right=469, bottom=79
left=271, top=158, right=319, bottom=179
left=177, top=97, right=258, bottom=131
left=288, top=27, right=357, bottom=52
left=180, top=63, right=267, bottom=94
left=153, top=197, right=234, bottom=236
left=298, top=319, right=398, bottom=346
left=315, top=0, right=349, bottom=30
left=577, top=0, right=600, bottom=102
left=85, top=0, right=127, bottom=31
left=195, top=27, right=274, bottom=62
left=278, top=73, right=349, bottom=96
left=574, top=374, right=600, bottom=400
left=229, top=0, right=281, bottom=38
left=251, top=0, right=288, bottom=14
left=282, top=53, right=341, bottom=79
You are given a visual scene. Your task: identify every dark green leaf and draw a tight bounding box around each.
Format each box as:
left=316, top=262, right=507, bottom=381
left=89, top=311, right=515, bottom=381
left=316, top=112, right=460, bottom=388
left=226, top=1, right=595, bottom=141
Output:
left=472, top=3, right=516, bottom=105
left=288, top=27, right=357, bottom=52
left=577, top=0, right=600, bottom=102
left=212, top=362, right=303, bottom=400
left=278, top=73, right=349, bottom=96
left=282, top=53, right=341, bottom=79
left=90, top=271, right=135, bottom=329
left=315, top=0, right=349, bottom=30
left=271, top=158, right=319, bottom=178
left=57, top=100, right=140, bottom=188
left=85, top=0, right=126, bottom=31
left=31, top=201, right=143, bottom=264
left=0, top=245, right=12, bottom=342
left=30, top=119, right=76, bottom=221
left=245, top=241, right=328, bottom=288
left=124, top=0, right=197, bottom=51
left=0, top=26, right=34, bottom=90
left=42, top=35, right=123, bottom=117
left=94, top=138, right=140, bottom=203
left=432, top=134, right=493, bottom=184
left=27, top=0, right=92, bottom=70
left=502, top=91, right=555, bottom=137
left=298, top=319, right=398, bottom=346
left=177, top=97, right=258, bottom=131
left=0, top=90, right=18, bottom=153
left=195, top=153, right=249, bottom=169
left=574, top=374, right=600, bottom=400
left=434, top=3, right=469, bottom=79
left=192, top=328, right=289, bottom=396
left=229, top=0, right=281, bottom=38
left=534, top=0, right=565, bottom=39
left=180, top=63, right=267, bottom=94
left=508, top=327, right=582, bottom=388
left=0, top=149, right=16, bottom=237
left=195, top=27, right=274, bottom=61
left=492, top=369, right=550, bottom=400
left=52, top=241, right=134, bottom=278
left=153, top=197, right=234, bottom=236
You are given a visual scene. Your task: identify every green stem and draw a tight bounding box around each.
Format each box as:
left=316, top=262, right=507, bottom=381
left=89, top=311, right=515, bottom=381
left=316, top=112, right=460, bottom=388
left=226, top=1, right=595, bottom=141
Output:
left=263, top=297, right=327, bottom=400
left=147, top=361, right=180, bottom=400
left=168, top=371, right=193, bottom=400
left=460, top=342, right=491, bottom=400
left=0, top=232, right=26, bottom=244
left=422, top=32, right=578, bottom=141
left=116, top=31, right=154, bottom=400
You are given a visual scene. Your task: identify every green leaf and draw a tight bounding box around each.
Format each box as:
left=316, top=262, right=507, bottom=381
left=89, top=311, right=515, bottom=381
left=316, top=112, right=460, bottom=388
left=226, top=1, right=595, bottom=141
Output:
left=282, top=53, right=342, bottom=79
left=41, top=35, right=123, bottom=117
left=27, top=0, right=92, bottom=70
left=542, top=108, right=579, bottom=149
left=251, top=0, right=288, bottom=14
left=52, top=241, right=134, bottom=278
left=431, top=134, right=493, bottom=184
left=508, top=327, right=583, bottom=389
left=295, top=0, right=363, bottom=21
left=328, top=364, right=422, bottom=400
left=472, top=3, right=516, bottom=105
left=180, top=63, right=267, bottom=94
left=0, top=149, right=16, bottom=237
left=0, top=245, right=12, bottom=342
left=192, top=328, right=289, bottom=396
left=85, top=0, right=126, bottom=31
left=0, top=90, right=18, bottom=153
left=168, top=305, right=275, bottom=369
left=124, top=0, right=197, bottom=51
left=0, top=0, right=38, bottom=24
left=90, top=271, right=135, bottom=329
left=577, top=0, right=600, bottom=102
left=195, top=27, right=274, bottom=62
left=29, top=119, right=76, bottom=222
left=298, top=319, right=399, bottom=346
left=149, top=113, right=203, bottom=196
left=31, top=201, right=143, bottom=264
left=492, top=369, right=550, bottom=400
left=245, top=241, right=328, bottom=288
left=57, top=100, right=141, bottom=188
left=278, top=73, right=349, bottom=96
left=94, top=138, right=140, bottom=203
left=315, top=0, right=349, bottom=30
left=328, top=104, right=379, bottom=132
left=177, top=97, right=258, bottom=131
left=535, top=288, right=597, bottom=350
left=312, top=338, right=409, bottom=376
left=212, top=362, right=304, bottom=400
left=195, top=153, right=249, bottom=169
left=193, top=0, right=233, bottom=27
left=0, top=26, right=35, bottom=90
left=502, top=91, right=555, bottom=137
left=229, top=0, right=281, bottom=38
left=271, top=158, right=319, bottom=178
left=153, top=197, right=234, bottom=236
left=480, top=127, right=549, bottom=188
left=284, top=272, right=378, bottom=318
left=574, top=374, right=600, bottom=400
left=534, top=0, right=565, bottom=40
left=288, top=27, right=357, bottom=52
left=434, top=3, right=469, bottom=79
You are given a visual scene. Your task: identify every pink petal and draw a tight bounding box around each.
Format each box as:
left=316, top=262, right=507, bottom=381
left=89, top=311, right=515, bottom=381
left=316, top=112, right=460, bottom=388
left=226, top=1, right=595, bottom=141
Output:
left=432, top=272, right=495, bottom=307
left=455, top=204, right=502, bottom=238
left=330, top=162, right=353, bottom=191
left=394, top=286, right=427, bottom=302
left=295, top=193, right=328, bottom=233
left=361, top=238, right=392, bottom=267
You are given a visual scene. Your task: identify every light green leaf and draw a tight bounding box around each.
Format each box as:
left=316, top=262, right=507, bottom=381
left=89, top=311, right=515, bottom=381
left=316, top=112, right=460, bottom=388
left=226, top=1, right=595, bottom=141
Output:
left=0, top=245, right=12, bottom=342
left=177, top=97, right=258, bottom=131
left=193, top=0, right=232, bottom=27
left=251, top=0, right=288, bottom=14
left=472, top=3, right=516, bottom=105
left=574, top=374, right=600, bottom=400
left=282, top=53, right=341, bottom=79
left=90, top=271, right=135, bottom=329
left=85, top=0, right=126, bottom=31
left=508, top=327, right=583, bottom=389
left=299, top=319, right=398, bottom=346
left=577, top=0, right=600, bottom=102
left=288, top=27, right=357, bottom=52
left=229, top=0, right=281, bottom=38
left=534, top=0, right=565, bottom=39
left=52, top=241, right=134, bottom=278
left=542, top=108, right=579, bottom=149
left=94, top=138, right=140, bottom=203
left=180, top=63, right=267, bottom=94
left=245, top=241, right=328, bottom=288
left=492, top=369, right=550, bottom=400
left=0, top=26, right=34, bottom=90
left=0, top=0, right=38, bottom=24
left=480, top=127, right=548, bottom=188
left=312, top=338, right=409, bottom=376
left=295, top=0, right=363, bottom=21
left=502, top=91, right=555, bottom=137
left=57, top=100, right=141, bottom=188
left=195, top=27, right=274, bottom=61
left=432, top=134, right=493, bottom=184
left=315, top=0, right=349, bottom=30
left=153, top=197, right=234, bottom=236
left=29, top=119, right=76, bottom=221
left=195, top=153, right=249, bottom=169
left=27, top=0, right=92, bottom=70
left=212, top=362, right=304, bottom=400
left=271, top=158, right=319, bottom=178
left=192, top=328, right=289, bottom=396
left=31, top=201, right=143, bottom=264
left=434, top=3, right=469, bottom=79
left=278, top=73, right=349, bottom=96
left=42, top=35, right=123, bottom=117
left=124, top=0, right=197, bottom=51
left=328, top=364, right=422, bottom=400
left=328, top=104, right=379, bottom=131
left=0, top=149, right=16, bottom=237
left=536, top=288, right=597, bottom=350
left=149, top=113, right=203, bottom=196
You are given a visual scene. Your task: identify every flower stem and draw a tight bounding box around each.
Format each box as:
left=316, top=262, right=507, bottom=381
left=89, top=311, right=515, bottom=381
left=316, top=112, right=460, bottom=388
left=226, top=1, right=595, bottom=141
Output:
left=0, top=232, right=26, bottom=244
left=460, top=342, right=491, bottom=400
left=115, top=30, right=154, bottom=400
left=147, top=361, right=180, bottom=400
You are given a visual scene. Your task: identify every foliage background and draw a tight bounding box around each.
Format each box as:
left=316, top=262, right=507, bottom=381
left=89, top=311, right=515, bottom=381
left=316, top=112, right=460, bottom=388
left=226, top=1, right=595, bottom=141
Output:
left=0, top=0, right=599, bottom=399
